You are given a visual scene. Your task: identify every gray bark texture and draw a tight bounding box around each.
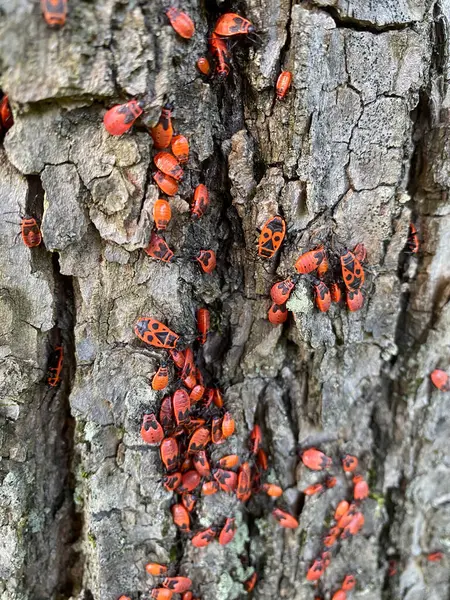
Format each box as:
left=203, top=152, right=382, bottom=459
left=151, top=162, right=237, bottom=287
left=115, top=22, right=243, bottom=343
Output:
left=1, top=0, right=450, bottom=599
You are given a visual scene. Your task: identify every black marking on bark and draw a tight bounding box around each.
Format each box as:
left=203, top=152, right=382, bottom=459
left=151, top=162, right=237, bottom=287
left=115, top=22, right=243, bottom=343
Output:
left=379, top=487, right=402, bottom=598
left=375, top=6, right=444, bottom=597
left=108, top=3, right=128, bottom=97
left=395, top=1, right=444, bottom=346
left=21, top=176, right=82, bottom=599
left=305, top=1, right=415, bottom=34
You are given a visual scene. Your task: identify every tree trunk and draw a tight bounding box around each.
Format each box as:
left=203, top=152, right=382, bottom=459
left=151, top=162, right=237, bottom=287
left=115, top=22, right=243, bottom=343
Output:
left=1, top=1, right=449, bottom=599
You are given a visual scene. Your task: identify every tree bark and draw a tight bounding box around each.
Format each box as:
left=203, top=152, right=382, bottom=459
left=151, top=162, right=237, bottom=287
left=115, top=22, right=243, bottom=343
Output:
left=1, top=1, right=450, bottom=599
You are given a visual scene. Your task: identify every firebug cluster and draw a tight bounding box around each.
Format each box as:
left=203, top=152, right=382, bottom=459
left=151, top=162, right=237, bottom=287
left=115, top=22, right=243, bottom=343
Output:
left=133, top=309, right=300, bottom=597
left=16, top=2, right=442, bottom=599
left=264, top=241, right=368, bottom=324
left=298, top=447, right=368, bottom=598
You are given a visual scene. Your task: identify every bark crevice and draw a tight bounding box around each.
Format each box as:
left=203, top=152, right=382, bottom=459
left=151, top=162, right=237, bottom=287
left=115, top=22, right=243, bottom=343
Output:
left=307, top=1, right=416, bottom=33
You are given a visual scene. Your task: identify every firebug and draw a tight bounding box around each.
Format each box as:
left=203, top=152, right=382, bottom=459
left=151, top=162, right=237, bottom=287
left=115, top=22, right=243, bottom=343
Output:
left=178, top=470, right=201, bottom=493
left=181, top=493, right=196, bottom=512
left=186, top=419, right=206, bottom=433
left=41, top=0, right=67, bottom=27
left=180, top=456, right=193, bottom=472
left=188, top=426, right=210, bottom=452
left=323, top=526, right=340, bottom=548
left=222, top=412, right=235, bottom=438
left=171, top=503, right=190, bottom=531
left=353, top=475, right=369, bottom=500
left=189, top=385, right=205, bottom=403
left=346, top=289, right=364, bottom=312
left=202, top=480, right=219, bottom=495
left=272, top=508, right=298, bottom=529
left=203, top=388, right=215, bottom=409
left=160, top=437, right=179, bottom=471
left=213, top=468, right=238, bottom=493
left=152, top=364, right=169, bottom=390
left=388, top=560, right=397, bottom=576
left=341, top=511, right=364, bottom=539
left=317, top=251, right=329, bottom=278
left=47, top=345, right=63, bottom=387
left=217, top=455, right=239, bottom=469
left=312, top=278, right=331, bottom=312
left=140, top=414, right=164, bottom=445
left=270, top=278, right=296, bottom=305
left=0, top=95, right=13, bottom=132
left=153, top=170, right=179, bottom=196
left=183, top=373, right=197, bottom=391
left=103, top=100, right=144, bottom=136
left=197, top=307, right=210, bottom=345
left=173, top=388, right=190, bottom=426
left=192, top=450, right=210, bottom=477
left=154, top=151, right=184, bottom=181
left=146, top=563, right=168, bottom=576
left=134, top=317, right=179, bottom=349
left=171, top=134, right=189, bottom=163
left=268, top=302, right=288, bottom=324
left=249, top=424, right=262, bottom=454
left=181, top=347, right=195, bottom=387
left=353, top=242, right=367, bottom=262
left=337, top=503, right=358, bottom=529
left=153, top=199, right=172, bottom=230
left=162, top=472, right=182, bottom=492
left=407, top=224, right=419, bottom=253
left=306, top=556, right=326, bottom=581
left=257, top=448, right=268, bottom=470
left=166, top=7, right=195, bottom=39
left=196, top=57, right=212, bottom=76
left=330, top=283, right=342, bottom=303
left=237, top=462, right=252, bottom=502
left=301, top=448, right=332, bottom=471
left=340, top=249, right=365, bottom=290
left=191, top=184, right=210, bottom=219
left=191, top=527, right=216, bottom=547
left=159, top=396, right=173, bottom=431
left=427, top=551, right=444, bottom=561
left=341, top=454, right=358, bottom=472
left=162, top=577, right=192, bottom=593
left=151, top=103, right=174, bottom=149
left=261, top=483, right=283, bottom=497
left=211, top=415, right=224, bottom=444
left=196, top=249, right=216, bottom=273
left=213, top=388, right=224, bottom=408
left=341, top=574, right=356, bottom=591
left=258, top=216, right=286, bottom=258
left=303, top=483, right=325, bottom=496
left=144, top=231, right=174, bottom=263
left=218, top=517, right=237, bottom=545
left=431, top=369, right=450, bottom=391
left=325, top=476, right=337, bottom=489
left=244, top=573, right=257, bottom=592
left=169, top=348, right=185, bottom=369
left=294, top=246, right=326, bottom=274
left=214, top=13, right=255, bottom=36
left=209, top=33, right=231, bottom=78
left=276, top=71, right=292, bottom=100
